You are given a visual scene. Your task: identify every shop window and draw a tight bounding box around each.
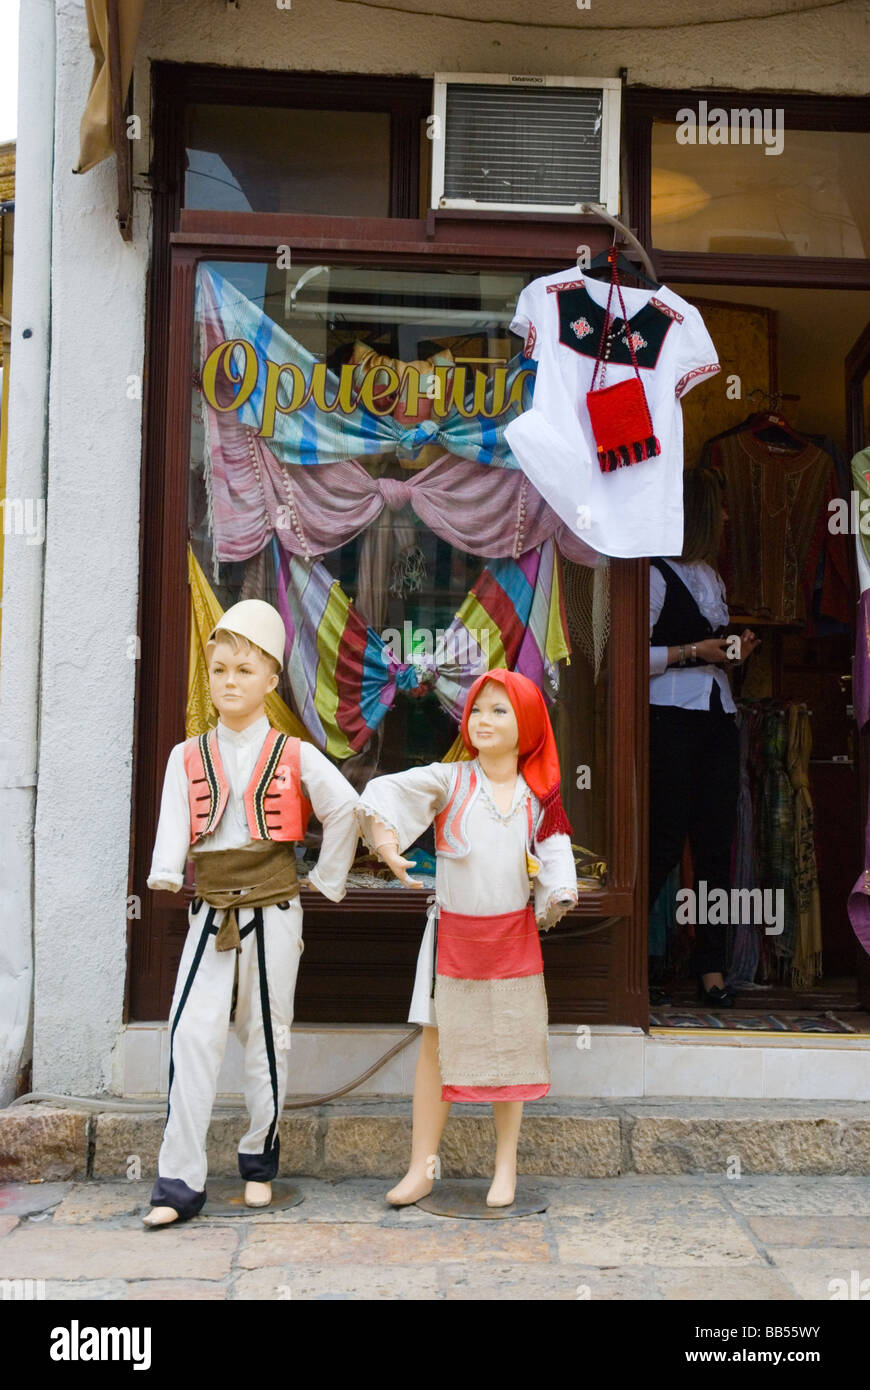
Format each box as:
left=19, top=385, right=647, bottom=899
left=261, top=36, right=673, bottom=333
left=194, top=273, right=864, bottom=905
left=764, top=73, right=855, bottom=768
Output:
left=188, top=259, right=609, bottom=892
left=185, top=105, right=392, bottom=215
left=651, top=121, right=870, bottom=258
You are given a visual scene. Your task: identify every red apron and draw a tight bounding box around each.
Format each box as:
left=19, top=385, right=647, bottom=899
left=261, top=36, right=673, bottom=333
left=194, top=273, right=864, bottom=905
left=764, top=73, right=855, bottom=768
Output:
left=434, top=904, right=550, bottom=1103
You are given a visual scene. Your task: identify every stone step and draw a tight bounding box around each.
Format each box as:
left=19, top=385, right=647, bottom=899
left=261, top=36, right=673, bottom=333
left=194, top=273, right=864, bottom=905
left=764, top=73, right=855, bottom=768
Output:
left=4, top=1099, right=870, bottom=1183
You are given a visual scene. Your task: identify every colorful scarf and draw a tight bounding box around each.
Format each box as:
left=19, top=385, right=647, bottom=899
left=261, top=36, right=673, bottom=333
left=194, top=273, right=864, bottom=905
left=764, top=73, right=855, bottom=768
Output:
left=277, top=537, right=570, bottom=759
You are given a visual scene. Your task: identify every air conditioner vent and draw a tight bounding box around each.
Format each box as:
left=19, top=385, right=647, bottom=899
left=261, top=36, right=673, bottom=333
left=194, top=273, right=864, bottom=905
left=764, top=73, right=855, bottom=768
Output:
left=432, top=74, right=621, bottom=215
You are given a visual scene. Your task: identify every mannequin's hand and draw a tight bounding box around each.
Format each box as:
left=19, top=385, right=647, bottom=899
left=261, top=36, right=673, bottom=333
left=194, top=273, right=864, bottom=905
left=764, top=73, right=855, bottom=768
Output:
left=378, top=844, right=425, bottom=888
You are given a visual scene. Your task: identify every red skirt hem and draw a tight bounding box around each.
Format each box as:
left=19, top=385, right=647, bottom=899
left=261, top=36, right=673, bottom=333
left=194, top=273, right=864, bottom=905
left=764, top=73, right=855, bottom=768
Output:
left=441, top=1083, right=550, bottom=1103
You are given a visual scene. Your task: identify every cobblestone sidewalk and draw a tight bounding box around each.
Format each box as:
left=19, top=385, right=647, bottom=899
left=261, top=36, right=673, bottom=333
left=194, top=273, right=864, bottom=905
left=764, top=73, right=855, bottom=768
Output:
left=2, top=1174, right=870, bottom=1300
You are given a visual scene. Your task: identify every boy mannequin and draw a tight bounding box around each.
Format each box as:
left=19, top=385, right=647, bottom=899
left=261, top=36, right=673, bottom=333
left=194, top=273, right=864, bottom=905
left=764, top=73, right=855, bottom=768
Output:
left=144, top=600, right=359, bottom=1226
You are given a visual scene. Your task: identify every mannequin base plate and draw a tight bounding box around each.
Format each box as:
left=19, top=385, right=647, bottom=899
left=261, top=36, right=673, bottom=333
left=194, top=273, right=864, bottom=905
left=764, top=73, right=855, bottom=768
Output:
left=199, top=1180, right=304, bottom=1217
left=414, top=1182, right=548, bottom=1220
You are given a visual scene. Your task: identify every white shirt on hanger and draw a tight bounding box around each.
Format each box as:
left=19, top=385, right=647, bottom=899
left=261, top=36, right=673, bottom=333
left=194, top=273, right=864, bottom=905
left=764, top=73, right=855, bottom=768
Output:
left=505, top=268, right=720, bottom=559
left=649, top=559, right=736, bottom=713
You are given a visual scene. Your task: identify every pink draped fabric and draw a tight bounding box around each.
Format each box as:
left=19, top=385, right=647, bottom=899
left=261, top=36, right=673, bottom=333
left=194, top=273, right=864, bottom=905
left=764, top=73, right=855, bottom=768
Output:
left=205, top=406, right=600, bottom=566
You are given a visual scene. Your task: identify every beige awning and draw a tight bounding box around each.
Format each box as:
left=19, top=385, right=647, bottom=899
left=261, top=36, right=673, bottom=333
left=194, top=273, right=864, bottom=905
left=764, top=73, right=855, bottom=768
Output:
left=74, top=0, right=147, bottom=175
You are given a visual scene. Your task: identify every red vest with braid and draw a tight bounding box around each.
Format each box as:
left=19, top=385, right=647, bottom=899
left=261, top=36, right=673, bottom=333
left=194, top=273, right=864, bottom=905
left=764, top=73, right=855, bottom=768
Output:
left=183, top=727, right=312, bottom=845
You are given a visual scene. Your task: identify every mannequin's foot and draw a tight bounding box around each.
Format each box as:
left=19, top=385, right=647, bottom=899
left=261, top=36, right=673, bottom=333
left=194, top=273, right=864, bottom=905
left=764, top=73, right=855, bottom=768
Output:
left=142, top=1206, right=179, bottom=1228
left=244, top=1180, right=272, bottom=1208
left=486, top=1171, right=516, bottom=1208
left=385, top=1170, right=433, bottom=1206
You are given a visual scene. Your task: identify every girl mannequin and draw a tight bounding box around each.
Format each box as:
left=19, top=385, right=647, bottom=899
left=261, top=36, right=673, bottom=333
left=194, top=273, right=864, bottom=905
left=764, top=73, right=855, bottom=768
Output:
left=358, top=670, right=578, bottom=1208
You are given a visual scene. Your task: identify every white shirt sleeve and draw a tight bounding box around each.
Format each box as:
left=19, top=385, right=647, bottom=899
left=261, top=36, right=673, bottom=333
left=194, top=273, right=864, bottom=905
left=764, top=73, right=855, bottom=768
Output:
left=649, top=564, right=669, bottom=677
left=674, top=305, right=721, bottom=400
left=509, top=284, right=540, bottom=361
left=532, top=830, right=578, bottom=930
left=147, top=743, right=191, bottom=891
left=357, top=762, right=454, bottom=853
left=300, top=743, right=360, bottom=903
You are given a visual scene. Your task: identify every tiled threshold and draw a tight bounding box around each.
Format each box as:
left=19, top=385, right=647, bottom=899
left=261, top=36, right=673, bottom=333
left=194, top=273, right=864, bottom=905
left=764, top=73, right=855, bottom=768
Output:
left=121, top=1023, right=870, bottom=1102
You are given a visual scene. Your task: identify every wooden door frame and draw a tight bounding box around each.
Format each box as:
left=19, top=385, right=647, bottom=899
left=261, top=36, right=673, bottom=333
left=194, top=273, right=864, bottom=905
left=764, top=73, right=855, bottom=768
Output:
left=847, top=321, right=870, bottom=1008
left=128, top=65, right=870, bottom=1026
left=130, top=225, right=649, bottom=1024
left=129, top=60, right=651, bottom=1025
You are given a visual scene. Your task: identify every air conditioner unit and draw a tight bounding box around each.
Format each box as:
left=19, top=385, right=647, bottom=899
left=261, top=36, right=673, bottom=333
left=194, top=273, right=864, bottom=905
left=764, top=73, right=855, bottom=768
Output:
left=431, top=73, right=622, bottom=216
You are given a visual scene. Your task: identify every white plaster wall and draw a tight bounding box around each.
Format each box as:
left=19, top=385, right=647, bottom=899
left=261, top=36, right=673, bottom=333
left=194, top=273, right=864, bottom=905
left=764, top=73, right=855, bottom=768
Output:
left=30, top=1, right=151, bottom=1094
left=0, top=0, right=55, bottom=1106
left=27, top=0, right=869, bottom=1093
left=133, top=0, right=869, bottom=100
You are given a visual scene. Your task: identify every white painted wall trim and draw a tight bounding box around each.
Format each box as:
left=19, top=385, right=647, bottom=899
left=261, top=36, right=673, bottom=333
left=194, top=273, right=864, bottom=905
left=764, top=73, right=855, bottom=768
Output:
left=0, top=0, right=56, bottom=1106
left=121, top=1024, right=870, bottom=1103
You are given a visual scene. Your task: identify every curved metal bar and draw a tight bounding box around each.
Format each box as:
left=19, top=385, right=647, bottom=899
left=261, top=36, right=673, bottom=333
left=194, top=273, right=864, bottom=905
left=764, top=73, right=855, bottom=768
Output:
left=578, top=204, right=657, bottom=281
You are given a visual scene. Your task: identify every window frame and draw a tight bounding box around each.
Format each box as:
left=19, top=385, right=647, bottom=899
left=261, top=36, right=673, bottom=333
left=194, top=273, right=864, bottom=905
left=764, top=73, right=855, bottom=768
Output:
left=624, top=88, right=870, bottom=289
left=129, top=62, right=650, bottom=1026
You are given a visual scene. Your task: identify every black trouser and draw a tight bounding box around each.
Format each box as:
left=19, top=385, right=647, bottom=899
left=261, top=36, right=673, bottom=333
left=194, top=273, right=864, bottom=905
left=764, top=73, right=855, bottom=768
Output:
left=648, top=683, right=739, bottom=977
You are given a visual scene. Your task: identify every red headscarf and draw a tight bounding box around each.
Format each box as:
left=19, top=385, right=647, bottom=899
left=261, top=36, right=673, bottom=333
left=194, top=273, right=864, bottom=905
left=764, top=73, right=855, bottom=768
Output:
left=460, top=669, right=572, bottom=842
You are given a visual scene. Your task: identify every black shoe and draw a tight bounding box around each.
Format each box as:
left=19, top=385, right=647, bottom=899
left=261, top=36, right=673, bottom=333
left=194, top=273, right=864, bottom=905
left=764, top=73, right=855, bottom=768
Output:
left=697, top=979, right=735, bottom=1009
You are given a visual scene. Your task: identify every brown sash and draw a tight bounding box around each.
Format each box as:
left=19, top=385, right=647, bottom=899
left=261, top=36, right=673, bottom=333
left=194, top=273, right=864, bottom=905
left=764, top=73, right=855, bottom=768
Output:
left=192, top=842, right=299, bottom=952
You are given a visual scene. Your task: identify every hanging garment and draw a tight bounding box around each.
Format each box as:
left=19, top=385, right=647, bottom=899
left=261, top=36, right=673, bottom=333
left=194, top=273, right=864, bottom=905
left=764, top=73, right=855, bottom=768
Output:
left=357, top=758, right=577, bottom=1102
left=275, top=536, right=571, bottom=757
left=710, top=431, right=850, bottom=627
left=757, top=706, right=797, bottom=972
left=583, top=253, right=660, bottom=472
left=197, top=394, right=600, bottom=569
left=847, top=446, right=870, bottom=957
left=787, top=703, right=822, bottom=987
left=726, top=707, right=761, bottom=990
left=504, top=269, right=720, bottom=557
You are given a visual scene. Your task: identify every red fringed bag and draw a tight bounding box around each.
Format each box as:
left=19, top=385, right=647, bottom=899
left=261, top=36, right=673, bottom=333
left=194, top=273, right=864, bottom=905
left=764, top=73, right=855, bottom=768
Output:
left=586, top=249, right=661, bottom=474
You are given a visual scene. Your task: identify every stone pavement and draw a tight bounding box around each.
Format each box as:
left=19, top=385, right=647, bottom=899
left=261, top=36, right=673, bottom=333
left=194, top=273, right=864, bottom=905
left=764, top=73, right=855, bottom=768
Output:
left=2, top=1174, right=870, bottom=1300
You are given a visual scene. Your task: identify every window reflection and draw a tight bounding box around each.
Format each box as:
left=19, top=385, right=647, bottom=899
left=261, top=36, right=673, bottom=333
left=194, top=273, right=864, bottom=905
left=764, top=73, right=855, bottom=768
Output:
left=652, top=122, right=870, bottom=258
left=185, top=105, right=392, bottom=216
left=188, top=260, right=609, bottom=886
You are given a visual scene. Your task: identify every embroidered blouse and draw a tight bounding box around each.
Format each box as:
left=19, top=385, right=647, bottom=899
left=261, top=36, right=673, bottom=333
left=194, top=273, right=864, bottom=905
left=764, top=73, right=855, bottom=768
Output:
left=505, top=269, right=720, bottom=559
left=357, top=759, right=578, bottom=929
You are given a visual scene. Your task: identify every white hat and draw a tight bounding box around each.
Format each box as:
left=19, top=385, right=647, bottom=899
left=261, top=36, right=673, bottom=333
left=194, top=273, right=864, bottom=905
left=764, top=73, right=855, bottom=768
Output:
left=209, top=600, right=286, bottom=669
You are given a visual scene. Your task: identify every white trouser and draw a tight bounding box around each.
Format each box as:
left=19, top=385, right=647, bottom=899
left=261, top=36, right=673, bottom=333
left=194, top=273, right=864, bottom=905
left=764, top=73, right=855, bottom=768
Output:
left=151, top=896, right=303, bottom=1217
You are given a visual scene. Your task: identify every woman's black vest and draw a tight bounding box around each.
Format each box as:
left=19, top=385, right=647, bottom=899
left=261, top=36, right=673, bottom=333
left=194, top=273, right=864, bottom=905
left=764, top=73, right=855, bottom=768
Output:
left=650, top=558, right=727, bottom=649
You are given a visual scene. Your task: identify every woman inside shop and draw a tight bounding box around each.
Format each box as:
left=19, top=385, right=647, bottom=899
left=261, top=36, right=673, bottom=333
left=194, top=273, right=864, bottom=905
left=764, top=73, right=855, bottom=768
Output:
left=648, top=465, right=760, bottom=1008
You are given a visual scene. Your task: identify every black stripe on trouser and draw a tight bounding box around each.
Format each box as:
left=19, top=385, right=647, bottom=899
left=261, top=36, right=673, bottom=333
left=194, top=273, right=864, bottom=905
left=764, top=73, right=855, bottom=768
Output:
left=430, top=908, right=439, bottom=1000
left=165, top=909, right=216, bottom=1129
left=150, top=909, right=215, bottom=1220
left=238, top=908, right=281, bottom=1183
